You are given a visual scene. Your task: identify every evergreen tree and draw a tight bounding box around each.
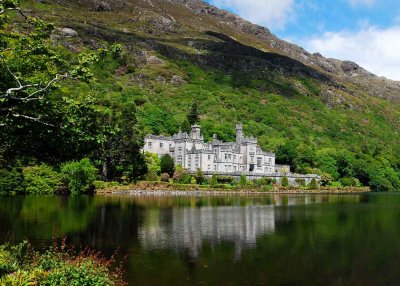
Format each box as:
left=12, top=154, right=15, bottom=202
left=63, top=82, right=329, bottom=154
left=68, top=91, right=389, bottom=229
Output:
left=160, top=154, right=175, bottom=176
left=181, top=118, right=191, bottom=133
left=187, top=101, right=200, bottom=125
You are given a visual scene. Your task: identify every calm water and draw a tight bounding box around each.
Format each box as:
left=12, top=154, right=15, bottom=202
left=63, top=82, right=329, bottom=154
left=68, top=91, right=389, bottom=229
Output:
left=1, top=193, right=400, bottom=285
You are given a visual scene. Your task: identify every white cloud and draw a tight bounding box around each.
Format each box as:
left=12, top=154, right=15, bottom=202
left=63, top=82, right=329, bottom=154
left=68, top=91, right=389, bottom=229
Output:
left=211, top=0, right=295, bottom=30
left=300, top=25, right=400, bottom=80
left=348, top=0, right=375, bottom=7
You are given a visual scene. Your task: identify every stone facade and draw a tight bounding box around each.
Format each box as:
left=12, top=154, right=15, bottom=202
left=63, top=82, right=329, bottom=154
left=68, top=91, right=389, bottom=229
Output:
left=143, top=124, right=319, bottom=184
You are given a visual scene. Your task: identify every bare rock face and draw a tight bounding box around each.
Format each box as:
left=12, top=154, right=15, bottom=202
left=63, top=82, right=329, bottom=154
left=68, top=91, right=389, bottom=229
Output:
left=156, top=75, right=166, bottom=83
left=341, top=61, right=360, bottom=73
left=322, top=90, right=349, bottom=108
left=56, top=28, right=79, bottom=37
left=147, top=55, right=164, bottom=65
left=93, top=0, right=112, bottom=11
left=171, top=75, right=185, bottom=86
left=148, top=16, right=180, bottom=33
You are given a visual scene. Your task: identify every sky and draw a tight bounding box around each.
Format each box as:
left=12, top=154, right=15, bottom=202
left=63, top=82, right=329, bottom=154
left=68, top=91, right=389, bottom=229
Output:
left=205, top=0, right=400, bottom=80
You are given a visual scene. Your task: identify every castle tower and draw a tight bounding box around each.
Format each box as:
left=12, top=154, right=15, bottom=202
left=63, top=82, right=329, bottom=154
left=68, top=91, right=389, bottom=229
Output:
left=190, top=125, right=201, bottom=140
left=236, top=123, right=244, bottom=143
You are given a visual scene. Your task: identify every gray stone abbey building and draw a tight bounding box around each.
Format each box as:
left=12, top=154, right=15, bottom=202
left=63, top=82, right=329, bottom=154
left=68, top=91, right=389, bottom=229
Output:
left=143, top=124, right=319, bottom=184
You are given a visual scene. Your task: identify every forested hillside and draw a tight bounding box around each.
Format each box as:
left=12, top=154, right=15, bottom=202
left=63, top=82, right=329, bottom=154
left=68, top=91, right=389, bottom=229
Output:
left=1, top=0, right=400, bottom=192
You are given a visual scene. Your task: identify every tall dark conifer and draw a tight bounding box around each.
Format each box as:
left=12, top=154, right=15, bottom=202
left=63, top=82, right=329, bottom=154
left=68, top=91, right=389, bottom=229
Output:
left=187, top=101, right=200, bottom=125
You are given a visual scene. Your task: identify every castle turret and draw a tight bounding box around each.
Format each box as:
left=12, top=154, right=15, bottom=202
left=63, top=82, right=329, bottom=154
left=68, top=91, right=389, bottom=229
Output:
left=236, top=123, right=244, bottom=143
left=190, top=125, right=201, bottom=140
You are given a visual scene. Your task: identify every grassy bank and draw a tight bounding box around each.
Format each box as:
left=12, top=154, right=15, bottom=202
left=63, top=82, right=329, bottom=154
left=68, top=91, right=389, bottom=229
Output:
left=96, top=181, right=371, bottom=195
left=0, top=241, right=125, bottom=286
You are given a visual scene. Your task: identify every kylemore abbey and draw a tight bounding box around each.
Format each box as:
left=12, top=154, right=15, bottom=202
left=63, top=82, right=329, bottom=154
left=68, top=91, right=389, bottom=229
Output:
left=144, top=124, right=319, bottom=185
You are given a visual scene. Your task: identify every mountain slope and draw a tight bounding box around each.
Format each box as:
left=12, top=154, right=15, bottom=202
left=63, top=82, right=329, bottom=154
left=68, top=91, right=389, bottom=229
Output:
left=20, top=0, right=400, bottom=190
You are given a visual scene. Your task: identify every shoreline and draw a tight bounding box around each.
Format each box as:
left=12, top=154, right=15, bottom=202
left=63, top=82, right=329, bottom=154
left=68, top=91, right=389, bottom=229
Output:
left=96, top=189, right=371, bottom=197
left=96, top=181, right=371, bottom=196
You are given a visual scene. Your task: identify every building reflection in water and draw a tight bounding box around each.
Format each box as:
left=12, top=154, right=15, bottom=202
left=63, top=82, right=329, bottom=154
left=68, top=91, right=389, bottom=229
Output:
left=138, top=205, right=275, bottom=260
left=136, top=194, right=362, bottom=260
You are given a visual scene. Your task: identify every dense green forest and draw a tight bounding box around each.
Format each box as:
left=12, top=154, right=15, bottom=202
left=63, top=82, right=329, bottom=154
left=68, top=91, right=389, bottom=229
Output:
left=0, top=0, right=400, bottom=193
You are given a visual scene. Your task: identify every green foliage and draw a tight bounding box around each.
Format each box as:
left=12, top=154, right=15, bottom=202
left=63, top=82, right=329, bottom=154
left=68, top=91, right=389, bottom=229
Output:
left=0, top=167, right=24, bottom=193
left=339, top=177, right=361, bottom=187
left=93, top=180, right=120, bottom=190
left=1, top=8, right=145, bottom=187
left=194, top=168, right=205, bottom=185
left=22, top=164, right=61, bottom=195
left=308, top=178, right=319, bottom=190
left=0, top=241, right=125, bottom=285
left=187, top=101, right=200, bottom=125
left=0, top=247, right=19, bottom=276
left=173, top=167, right=191, bottom=184
left=160, top=173, right=170, bottom=182
left=281, top=176, right=289, bottom=187
left=295, top=178, right=306, bottom=186
left=1, top=1, right=400, bottom=193
left=61, top=158, right=98, bottom=194
left=252, top=177, right=273, bottom=189
left=180, top=118, right=191, bottom=133
left=210, top=174, right=218, bottom=186
left=144, top=152, right=161, bottom=175
left=217, top=176, right=235, bottom=184
left=160, top=154, right=175, bottom=176
left=145, top=170, right=159, bottom=181
left=239, top=175, right=247, bottom=188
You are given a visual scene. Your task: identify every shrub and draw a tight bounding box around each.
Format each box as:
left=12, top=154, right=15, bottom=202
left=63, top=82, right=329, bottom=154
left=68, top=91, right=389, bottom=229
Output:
left=0, top=247, right=19, bottom=276
left=0, top=167, right=24, bottom=194
left=340, top=177, right=361, bottom=187
left=281, top=176, right=289, bottom=187
left=160, top=154, right=175, bottom=176
left=210, top=174, right=218, bottom=186
left=23, top=164, right=62, bottom=195
left=93, top=181, right=120, bottom=190
left=308, top=178, right=319, bottom=190
left=0, top=241, right=126, bottom=286
left=295, top=178, right=306, bottom=187
left=173, top=168, right=191, bottom=184
left=320, top=173, right=333, bottom=186
left=145, top=170, right=159, bottom=181
left=329, top=181, right=343, bottom=188
left=144, top=152, right=161, bottom=175
left=217, top=176, right=235, bottom=184
left=252, top=177, right=273, bottom=188
left=160, top=173, right=170, bottom=182
left=194, top=169, right=205, bottom=185
left=61, top=158, right=98, bottom=194
left=239, top=175, right=247, bottom=188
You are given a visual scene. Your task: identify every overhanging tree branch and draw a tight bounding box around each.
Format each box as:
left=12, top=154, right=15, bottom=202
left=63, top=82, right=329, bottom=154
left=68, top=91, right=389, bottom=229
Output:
left=0, top=0, right=27, bottom=18
left=1, top=64, right=70, bottom=101
left=1, top=64, right=71, bottom=127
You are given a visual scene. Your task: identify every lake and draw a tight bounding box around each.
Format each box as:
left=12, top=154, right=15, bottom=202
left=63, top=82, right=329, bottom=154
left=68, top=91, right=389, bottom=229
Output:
left=1, top=193, right=400, bottom=285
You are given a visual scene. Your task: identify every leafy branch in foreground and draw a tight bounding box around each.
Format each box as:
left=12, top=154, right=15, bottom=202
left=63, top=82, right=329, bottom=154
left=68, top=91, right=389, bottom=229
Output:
left=0, top=0, right=26, bottom=17
left=0, top=0, right=98, bottom=127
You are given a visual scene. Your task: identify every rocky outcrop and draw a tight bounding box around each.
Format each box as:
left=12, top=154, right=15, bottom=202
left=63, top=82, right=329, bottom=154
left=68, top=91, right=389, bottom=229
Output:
left=42, top=0, right=400, bottom=103
left=54, top=27, right=79, bottom=37
left=171, top=75, right=185, bottom=85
